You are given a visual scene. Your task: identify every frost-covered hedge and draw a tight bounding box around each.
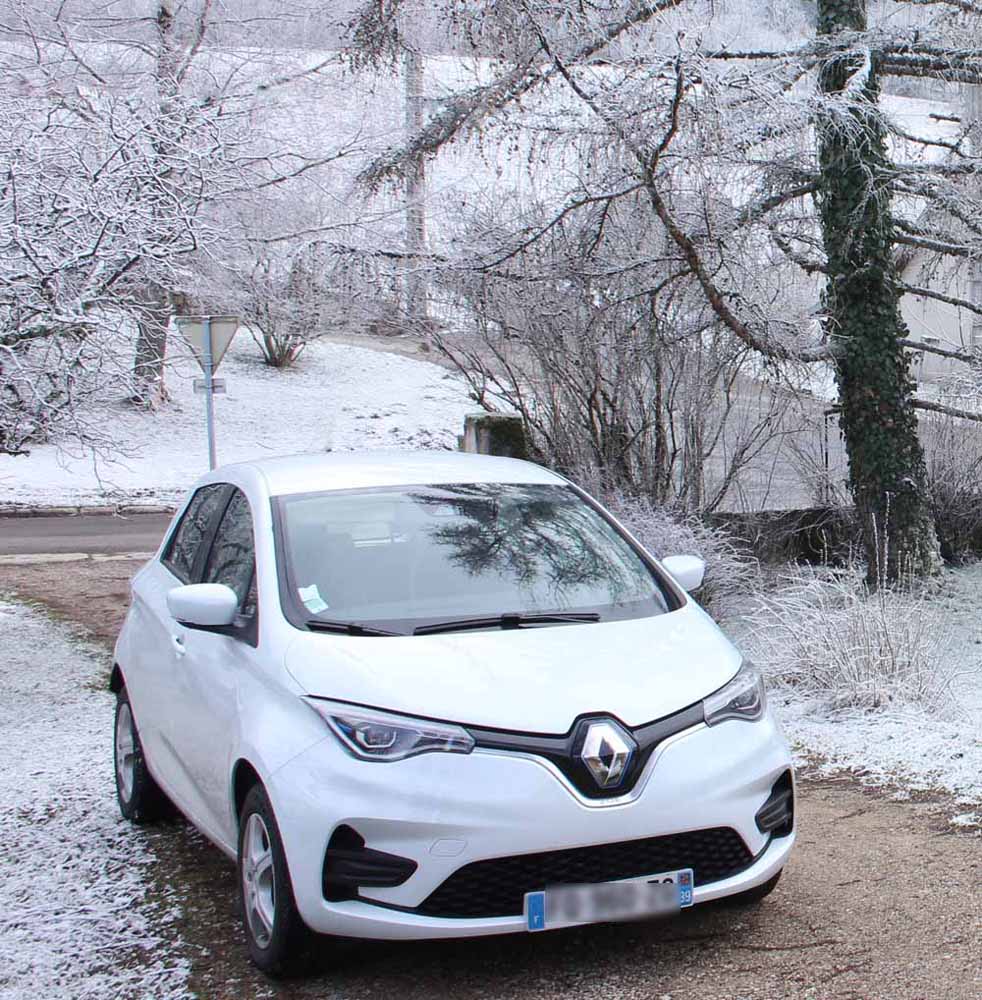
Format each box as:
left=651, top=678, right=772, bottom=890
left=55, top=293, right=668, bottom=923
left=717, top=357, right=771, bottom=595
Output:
left=744, top=570, right=963, bottom=716
left=606, top=493, right=759, bottom=620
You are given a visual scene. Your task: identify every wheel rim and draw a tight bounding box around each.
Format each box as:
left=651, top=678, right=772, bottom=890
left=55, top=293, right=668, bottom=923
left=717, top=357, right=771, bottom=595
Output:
left=242, top=812, right=276, bottom=950
left=115, top=703, right=136, bottom=803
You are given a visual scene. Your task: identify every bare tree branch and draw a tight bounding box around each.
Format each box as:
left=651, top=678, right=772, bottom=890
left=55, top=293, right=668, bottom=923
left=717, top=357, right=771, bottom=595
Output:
left=899, top=282, right=982, bottom=321
left=913, top=397, right=982, bottom=421
left=358, top=0, right=688, bottom=187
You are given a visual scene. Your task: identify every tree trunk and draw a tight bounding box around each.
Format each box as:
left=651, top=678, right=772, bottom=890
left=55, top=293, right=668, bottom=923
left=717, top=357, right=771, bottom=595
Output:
left=132, top=284, right=171, bottom=407
left=131, top=0, right=182, bottom=404
left=816, top=0, right=942, bottom=584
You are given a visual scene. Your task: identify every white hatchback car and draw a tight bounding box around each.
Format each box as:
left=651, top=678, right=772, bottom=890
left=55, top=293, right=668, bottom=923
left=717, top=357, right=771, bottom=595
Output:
left=113, top=451, right=794, bottom=975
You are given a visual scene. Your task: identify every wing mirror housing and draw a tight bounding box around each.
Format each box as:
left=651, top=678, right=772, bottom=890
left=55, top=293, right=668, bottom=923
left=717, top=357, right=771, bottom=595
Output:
left=661, top=554, right=706, bottom=593
left=167, top=583, right=239, bottom=629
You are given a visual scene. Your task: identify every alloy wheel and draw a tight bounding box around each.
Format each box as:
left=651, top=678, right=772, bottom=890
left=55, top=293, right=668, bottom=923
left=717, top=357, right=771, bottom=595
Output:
left=242, top=812, right=277, bottom=949
left=114, top=702, right=136, bottom=803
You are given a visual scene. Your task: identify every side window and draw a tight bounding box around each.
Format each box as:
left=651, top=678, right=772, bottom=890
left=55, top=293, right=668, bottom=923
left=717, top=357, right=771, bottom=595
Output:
left=163, top=485, right=229, bottom=582
left=202, top=489, right=257, bottom=616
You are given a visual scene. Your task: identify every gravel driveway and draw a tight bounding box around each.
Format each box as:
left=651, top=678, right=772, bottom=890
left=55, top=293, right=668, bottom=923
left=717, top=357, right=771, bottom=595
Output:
left=1, top=558, right=979, bottom=1000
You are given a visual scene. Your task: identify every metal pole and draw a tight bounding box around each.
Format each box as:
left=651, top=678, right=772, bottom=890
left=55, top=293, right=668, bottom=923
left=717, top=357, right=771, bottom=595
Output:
left=404, top=43, right=428, bottom=331
left=203, top=316, right=217, bottom=470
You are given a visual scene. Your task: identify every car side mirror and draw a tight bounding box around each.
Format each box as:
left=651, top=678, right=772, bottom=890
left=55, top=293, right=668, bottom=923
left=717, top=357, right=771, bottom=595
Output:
left=167, top=583, right=239, bottom=629
left=661, top=555, right=706, bottom=593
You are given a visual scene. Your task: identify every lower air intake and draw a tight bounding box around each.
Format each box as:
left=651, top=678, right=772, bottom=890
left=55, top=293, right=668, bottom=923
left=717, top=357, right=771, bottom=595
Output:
left=415, top=827, right=755, bottom=918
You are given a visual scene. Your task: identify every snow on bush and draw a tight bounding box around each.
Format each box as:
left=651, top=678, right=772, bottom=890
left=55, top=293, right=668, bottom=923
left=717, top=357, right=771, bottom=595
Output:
left=0, top=600, right=191, bottom=999
left=744, top=570, right=964, bottom=717
left=606, top=494, right=759, bottom=619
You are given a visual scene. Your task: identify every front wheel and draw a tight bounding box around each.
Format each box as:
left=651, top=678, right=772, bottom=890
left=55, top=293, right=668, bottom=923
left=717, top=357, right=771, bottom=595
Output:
left=114, top=688, right=169, bottom=823
left=238, top=784, right=312, bottom=977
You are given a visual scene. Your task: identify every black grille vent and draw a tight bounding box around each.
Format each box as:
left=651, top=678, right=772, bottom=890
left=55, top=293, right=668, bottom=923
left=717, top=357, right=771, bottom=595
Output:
left=415, top=827, right=754, bottom=918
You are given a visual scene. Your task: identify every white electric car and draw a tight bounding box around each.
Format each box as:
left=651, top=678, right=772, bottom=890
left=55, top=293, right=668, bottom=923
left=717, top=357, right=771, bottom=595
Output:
left=112, top=451, right=795, bottom=976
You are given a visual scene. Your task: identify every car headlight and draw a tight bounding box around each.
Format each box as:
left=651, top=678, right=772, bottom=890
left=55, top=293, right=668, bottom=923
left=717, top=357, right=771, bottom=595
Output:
left=305, top=698, right=475, bottom=762
left=703, top=660, right=766, bottom=726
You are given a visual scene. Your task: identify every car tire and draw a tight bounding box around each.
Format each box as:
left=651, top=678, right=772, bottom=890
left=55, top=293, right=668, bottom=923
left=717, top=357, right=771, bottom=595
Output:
left=114, top=688, right=170, bottom=823
left=724, top=869, right=783, bottom=906
left=238, top=783, right=311, bottom=977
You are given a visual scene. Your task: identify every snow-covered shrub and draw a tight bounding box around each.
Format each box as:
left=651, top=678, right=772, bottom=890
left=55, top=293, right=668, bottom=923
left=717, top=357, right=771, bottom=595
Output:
left=606, top=494, right=759, bottom=620
left=435, top=211, right=802, bottom=514
left=744, top=570, right=963, bottom=716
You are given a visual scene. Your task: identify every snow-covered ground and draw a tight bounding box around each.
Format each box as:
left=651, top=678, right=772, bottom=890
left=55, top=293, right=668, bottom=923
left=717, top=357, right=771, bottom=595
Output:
left=777, top=697, right=982, bottom=825
left=0, top=336, right=475, bottom=508
left=0, top=600, right=192, bottom=999
left=745, top=565, right=982, bottom=823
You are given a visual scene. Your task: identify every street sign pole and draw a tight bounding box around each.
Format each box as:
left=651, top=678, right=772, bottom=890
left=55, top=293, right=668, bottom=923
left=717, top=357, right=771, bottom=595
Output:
left=174, top=314, right=239, bottom=473
left=203, top=316, right=217, bottom=470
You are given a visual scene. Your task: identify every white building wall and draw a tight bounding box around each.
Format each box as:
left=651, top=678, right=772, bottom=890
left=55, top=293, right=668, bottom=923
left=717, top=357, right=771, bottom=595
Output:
left=901, top=83, right=982, bottom=384
left=900, top=269, right=978, bottom=383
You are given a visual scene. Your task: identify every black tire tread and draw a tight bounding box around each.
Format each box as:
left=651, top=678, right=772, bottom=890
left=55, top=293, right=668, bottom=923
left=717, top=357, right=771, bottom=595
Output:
left=237, top=783, right=313, bottom=978
left=114, top=687, right=170, bottom=824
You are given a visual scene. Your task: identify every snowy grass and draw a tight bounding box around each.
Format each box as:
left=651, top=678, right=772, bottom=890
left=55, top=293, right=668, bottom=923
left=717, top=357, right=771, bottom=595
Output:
left=0, top=600, right=192, bottom=1000
left=0, top=336, right=475, bottom=507
left=738, top=564, right=982, bottom=813
left=774, top=696, right=982, bottom=810
left=744, top=570, right=965, bottom=716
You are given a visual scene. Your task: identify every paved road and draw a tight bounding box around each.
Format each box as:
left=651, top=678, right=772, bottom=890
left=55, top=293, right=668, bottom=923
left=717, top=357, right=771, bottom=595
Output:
left=0, top=513, right=172, bottom=556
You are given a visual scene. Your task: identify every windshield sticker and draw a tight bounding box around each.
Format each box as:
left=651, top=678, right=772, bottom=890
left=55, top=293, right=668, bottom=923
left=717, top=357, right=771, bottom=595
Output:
left=298, top=584, right=329, bottom=614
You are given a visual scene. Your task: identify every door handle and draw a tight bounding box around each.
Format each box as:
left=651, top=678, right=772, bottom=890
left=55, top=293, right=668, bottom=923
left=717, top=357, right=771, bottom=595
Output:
left=171, top=634, right=187, bottom=657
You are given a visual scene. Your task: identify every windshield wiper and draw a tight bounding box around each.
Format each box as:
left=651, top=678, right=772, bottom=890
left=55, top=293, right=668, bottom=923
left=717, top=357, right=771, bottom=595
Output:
left=413, top=612, right=600, bottom=636
left=306, top=619, right=403, bottom=637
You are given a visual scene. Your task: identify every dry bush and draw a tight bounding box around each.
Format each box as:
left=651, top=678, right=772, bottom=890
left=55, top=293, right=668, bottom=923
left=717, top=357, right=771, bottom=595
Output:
left=435, top=204, right=804, bottom=516
left=607, top=493, right=759, bottom=620
left=744, top=570, right=963, bottom=716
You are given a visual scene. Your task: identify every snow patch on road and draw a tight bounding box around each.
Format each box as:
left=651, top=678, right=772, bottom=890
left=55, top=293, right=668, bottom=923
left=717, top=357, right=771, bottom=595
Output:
left=0, top=600, right=191, bottom=1000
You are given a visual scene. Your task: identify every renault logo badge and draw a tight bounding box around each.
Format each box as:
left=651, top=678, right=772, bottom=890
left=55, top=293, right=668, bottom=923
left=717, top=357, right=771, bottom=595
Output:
left=578, top=719, right=636, bottom=789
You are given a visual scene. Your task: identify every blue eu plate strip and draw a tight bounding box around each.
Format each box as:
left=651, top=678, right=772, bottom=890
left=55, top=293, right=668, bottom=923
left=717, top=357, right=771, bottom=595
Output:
left=526, top=891, right=546, bottom=931
left=678, top=869, right=694, bottom=907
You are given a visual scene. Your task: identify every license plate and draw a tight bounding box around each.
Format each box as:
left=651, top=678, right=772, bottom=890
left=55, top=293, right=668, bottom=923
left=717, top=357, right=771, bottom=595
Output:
left=524, top=869, right=693, bottom=932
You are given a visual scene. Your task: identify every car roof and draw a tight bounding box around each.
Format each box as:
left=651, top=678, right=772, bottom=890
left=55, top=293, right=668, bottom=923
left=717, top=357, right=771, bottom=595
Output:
left=214, top=450, right=567, bottom=497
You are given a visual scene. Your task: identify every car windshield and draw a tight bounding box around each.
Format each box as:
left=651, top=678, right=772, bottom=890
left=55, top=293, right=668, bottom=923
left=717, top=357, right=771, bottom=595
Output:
left=275, top=483, right=674, bottom=634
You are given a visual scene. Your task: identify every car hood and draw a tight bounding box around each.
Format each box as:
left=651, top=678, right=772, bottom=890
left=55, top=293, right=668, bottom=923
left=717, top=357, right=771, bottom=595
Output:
left=284, top=603, right=742, bottom=733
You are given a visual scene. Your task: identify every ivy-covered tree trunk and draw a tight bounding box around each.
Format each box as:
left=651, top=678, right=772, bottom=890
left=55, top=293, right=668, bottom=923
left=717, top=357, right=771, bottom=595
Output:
left=816, top=0, right=942, bottom=584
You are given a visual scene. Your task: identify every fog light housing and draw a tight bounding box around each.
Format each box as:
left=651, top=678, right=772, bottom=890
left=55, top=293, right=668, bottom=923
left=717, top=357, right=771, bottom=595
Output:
left=755, top=770, right=795, bottom=837
left=322, top=825, right=418, bottom=902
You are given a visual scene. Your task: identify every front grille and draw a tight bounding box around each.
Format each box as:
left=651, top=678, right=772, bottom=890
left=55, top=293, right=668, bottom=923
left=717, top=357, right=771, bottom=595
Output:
left=416, top=827, right=755, bottom=918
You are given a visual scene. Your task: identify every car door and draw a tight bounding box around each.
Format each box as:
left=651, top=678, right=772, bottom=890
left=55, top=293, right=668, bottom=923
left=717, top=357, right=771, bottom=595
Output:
left=126, top=483, right=230, bottom=792
left=165, top=487, right=260, bottom=849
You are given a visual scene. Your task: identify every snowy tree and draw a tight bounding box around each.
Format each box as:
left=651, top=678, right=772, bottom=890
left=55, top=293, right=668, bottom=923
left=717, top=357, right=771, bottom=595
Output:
left=0, top=30, right=238, bottom=446
left=348, top=0, right=982, bottom=583
left=0, top=0, right=359, bottom=450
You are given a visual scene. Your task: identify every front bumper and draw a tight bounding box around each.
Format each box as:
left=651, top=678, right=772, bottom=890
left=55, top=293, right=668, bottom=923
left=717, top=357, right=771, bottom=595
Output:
left=268, top=711, right=795, bottom=940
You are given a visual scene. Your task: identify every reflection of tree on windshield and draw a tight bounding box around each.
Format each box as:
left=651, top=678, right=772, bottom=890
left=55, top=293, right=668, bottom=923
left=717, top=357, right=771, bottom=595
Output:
left=410, top=485, right=646, bottom=607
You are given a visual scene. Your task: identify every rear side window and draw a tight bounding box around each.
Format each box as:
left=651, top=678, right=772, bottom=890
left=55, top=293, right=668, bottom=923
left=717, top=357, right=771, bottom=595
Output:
left=202, top=489, right=256, bottom=614
left=163, top=484, right=228, bottom=582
